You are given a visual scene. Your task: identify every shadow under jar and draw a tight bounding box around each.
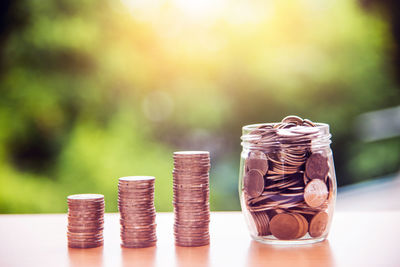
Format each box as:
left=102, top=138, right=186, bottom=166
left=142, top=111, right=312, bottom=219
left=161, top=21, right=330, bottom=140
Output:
left=239, top=117, right=337, bottom=245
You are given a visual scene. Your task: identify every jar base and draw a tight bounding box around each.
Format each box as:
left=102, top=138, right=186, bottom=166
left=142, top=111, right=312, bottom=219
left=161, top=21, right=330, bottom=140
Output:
left=251, top=235, right=326, bottom=245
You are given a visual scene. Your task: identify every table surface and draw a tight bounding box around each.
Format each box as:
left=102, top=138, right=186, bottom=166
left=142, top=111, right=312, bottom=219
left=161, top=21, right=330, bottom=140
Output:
left=0, top=211, right=399, bottom=267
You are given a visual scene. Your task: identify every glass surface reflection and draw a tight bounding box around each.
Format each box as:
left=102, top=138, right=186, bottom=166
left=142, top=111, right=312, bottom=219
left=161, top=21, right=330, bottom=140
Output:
left=121, top=246, right=156, bottom=267
left=246, top=240, right=334, bottom=267
left=68, top=247, right=104, bottom=267
left=175, top=245, right=210, bottom=267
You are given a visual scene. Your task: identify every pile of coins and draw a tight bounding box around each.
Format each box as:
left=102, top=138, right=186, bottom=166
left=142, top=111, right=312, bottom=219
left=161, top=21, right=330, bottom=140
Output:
left=67, top=194, right=105, bottom=248
left=118, top=176, right=157, bottom=248
left=173, top=151, right=210, bottom=247
left=242, top=115, right=333, bottom=240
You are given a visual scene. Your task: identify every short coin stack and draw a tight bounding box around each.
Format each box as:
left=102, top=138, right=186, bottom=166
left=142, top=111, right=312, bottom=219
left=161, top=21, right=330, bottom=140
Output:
left=118, top=176, right=157, bottom=248
left=67, top=194, right=105, bottom=248
left=173, top=151, right=210, bottom=247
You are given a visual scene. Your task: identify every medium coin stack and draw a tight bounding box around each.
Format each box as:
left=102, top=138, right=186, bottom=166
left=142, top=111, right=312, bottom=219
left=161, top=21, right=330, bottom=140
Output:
left=67, top=194, right=104, bottom=248
left=118, top=176, right=157, bottom=248
left=173, top=151, right=210, bottom=247
left=243, top=115, right=333, bottom=240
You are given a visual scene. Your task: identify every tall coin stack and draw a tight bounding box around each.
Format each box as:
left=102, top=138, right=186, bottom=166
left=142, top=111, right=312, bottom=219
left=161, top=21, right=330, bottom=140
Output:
left=118, top=176, right=157, bottom=248
left=173, top=151, right=210, bottom=247
left=67, top=194, right=105, bottom=248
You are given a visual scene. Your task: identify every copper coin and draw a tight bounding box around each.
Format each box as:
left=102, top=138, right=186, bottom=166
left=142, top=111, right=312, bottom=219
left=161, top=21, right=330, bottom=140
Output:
left=68, top=242, right=103, bottom=249
left=67, top=200, right=104, bottom=205
left=119, top=176, right=155, bottom=182
left=68, top=226, right=104, bottom=232
left=304, top=179, right=328, bottom=208
left=175, top=239, right=209, bottom=247
left=118, top=184, right=154, bottom=190
left=173, top=202, right=209, bottom=208
left=67, top=231, right=103, bottom=237
left=174, top=234, right=210, bottom=240
left=174, top=235, right=210, bottom=241
left=68, top=221, right=104, bottom=228
left=68, top=212, right=104, bottom=218
left=305, top=153, right=329, bottom=180
left=269, top=213, right=299, bottom=240
left=67, top=237, right=103, bottom=243
left=251, top=211, right=270, bottom=236
left=122, top=236, right=157, bottom=241
left=244, top=169, right=264, bottom=198
left=121, top=241, right=156, bottom=248
left=67, top=194, right=104, bottom=201
left=68, top=238, right=103, bottom=243
left=174, top=222, right=209, bottom=229
left=68, top=211, right=104, bottom=216
left=120, top=230, right=156, bottom=238
left=121, top=237, right=157, bottom=242
left=309, top=211, right=329, bottom=237
left=121, top=234, right=157, bottom=240
left=245, top=150, right=269, bottom=175
left=281, top=115, right=303, bottom=125
left=292, top=213, right=308, bottom=239
left=173, top=151, right=209, bottom=157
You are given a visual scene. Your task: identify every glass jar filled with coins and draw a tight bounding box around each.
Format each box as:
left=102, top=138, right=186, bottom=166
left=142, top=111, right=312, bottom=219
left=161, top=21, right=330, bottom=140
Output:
left=239, top=116, right=337, bottom=244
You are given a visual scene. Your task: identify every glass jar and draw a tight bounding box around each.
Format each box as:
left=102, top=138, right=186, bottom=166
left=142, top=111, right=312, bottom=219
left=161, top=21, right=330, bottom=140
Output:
left=239, top=117, right=336, bottom=245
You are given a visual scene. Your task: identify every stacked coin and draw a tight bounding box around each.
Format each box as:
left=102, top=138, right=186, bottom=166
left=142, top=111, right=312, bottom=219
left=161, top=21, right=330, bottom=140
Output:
left=173, top=151, right=210, bottom=247
left=67, top=194, right=104, bottom=248
left=242, top=116, right=333, bottom=240
left=118, top=176, right=157, bottom=248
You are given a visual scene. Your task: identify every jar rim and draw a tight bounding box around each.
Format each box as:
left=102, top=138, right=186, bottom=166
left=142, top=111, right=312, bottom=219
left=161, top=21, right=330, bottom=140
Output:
left=241, top=122, right=331, bottom=149
left=242, top=122, right=329, bottom=132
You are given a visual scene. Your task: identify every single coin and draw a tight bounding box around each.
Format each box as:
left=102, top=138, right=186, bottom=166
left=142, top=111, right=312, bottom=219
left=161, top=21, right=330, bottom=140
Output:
left=281, top=115, right=303, bottom=125
left=68, top=242, right=103, bottom=249
left=245, top=151, right=269, bottom=175
left=119, top=176, right=155, bottom=182
left=67, top=194, right=104, bottom=201
left=302, top=119, right=315, bottom=127
left=305, top=152, right=329, bottom=180
left=304, top=179, right=328, bottom=208
left=269, top=213, right=299, bottom=240
left=244, top=169, right=265, bottom=198
left=173, top=151, right=209, bottom=157
left=292, top=213, right=308, bottom=239
left=309, top=211, right=329, bottom=237
left=122, top=242, right=156, bottom=248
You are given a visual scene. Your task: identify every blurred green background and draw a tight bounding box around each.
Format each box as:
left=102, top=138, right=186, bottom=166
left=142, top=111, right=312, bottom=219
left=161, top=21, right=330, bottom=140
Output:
left=0, top=0, right=399, bottom=213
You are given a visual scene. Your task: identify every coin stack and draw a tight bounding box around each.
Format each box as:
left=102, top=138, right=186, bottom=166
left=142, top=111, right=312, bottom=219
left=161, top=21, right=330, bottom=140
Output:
left=67, top=194, right=105, bottom=248
left=173, top=151, right=210, bottom=247
left=118, top=176, right=157, bottom=248
left=242, top=115, right=333, bottom=240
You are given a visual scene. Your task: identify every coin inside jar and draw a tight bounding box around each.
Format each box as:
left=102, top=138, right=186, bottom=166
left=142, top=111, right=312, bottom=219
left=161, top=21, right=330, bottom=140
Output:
left=281, top=115, right=304, bottom=125
left=304, top=179, right=328, bottom=208
left=305, top=152, right=329, bottom=180
left=309, top=211, right=329, bottom=237
left=269, top=213, right=299, bottom=240
left=244, top=169, right=265, bottom=198
left=245, top=150, right=269, bottom=175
